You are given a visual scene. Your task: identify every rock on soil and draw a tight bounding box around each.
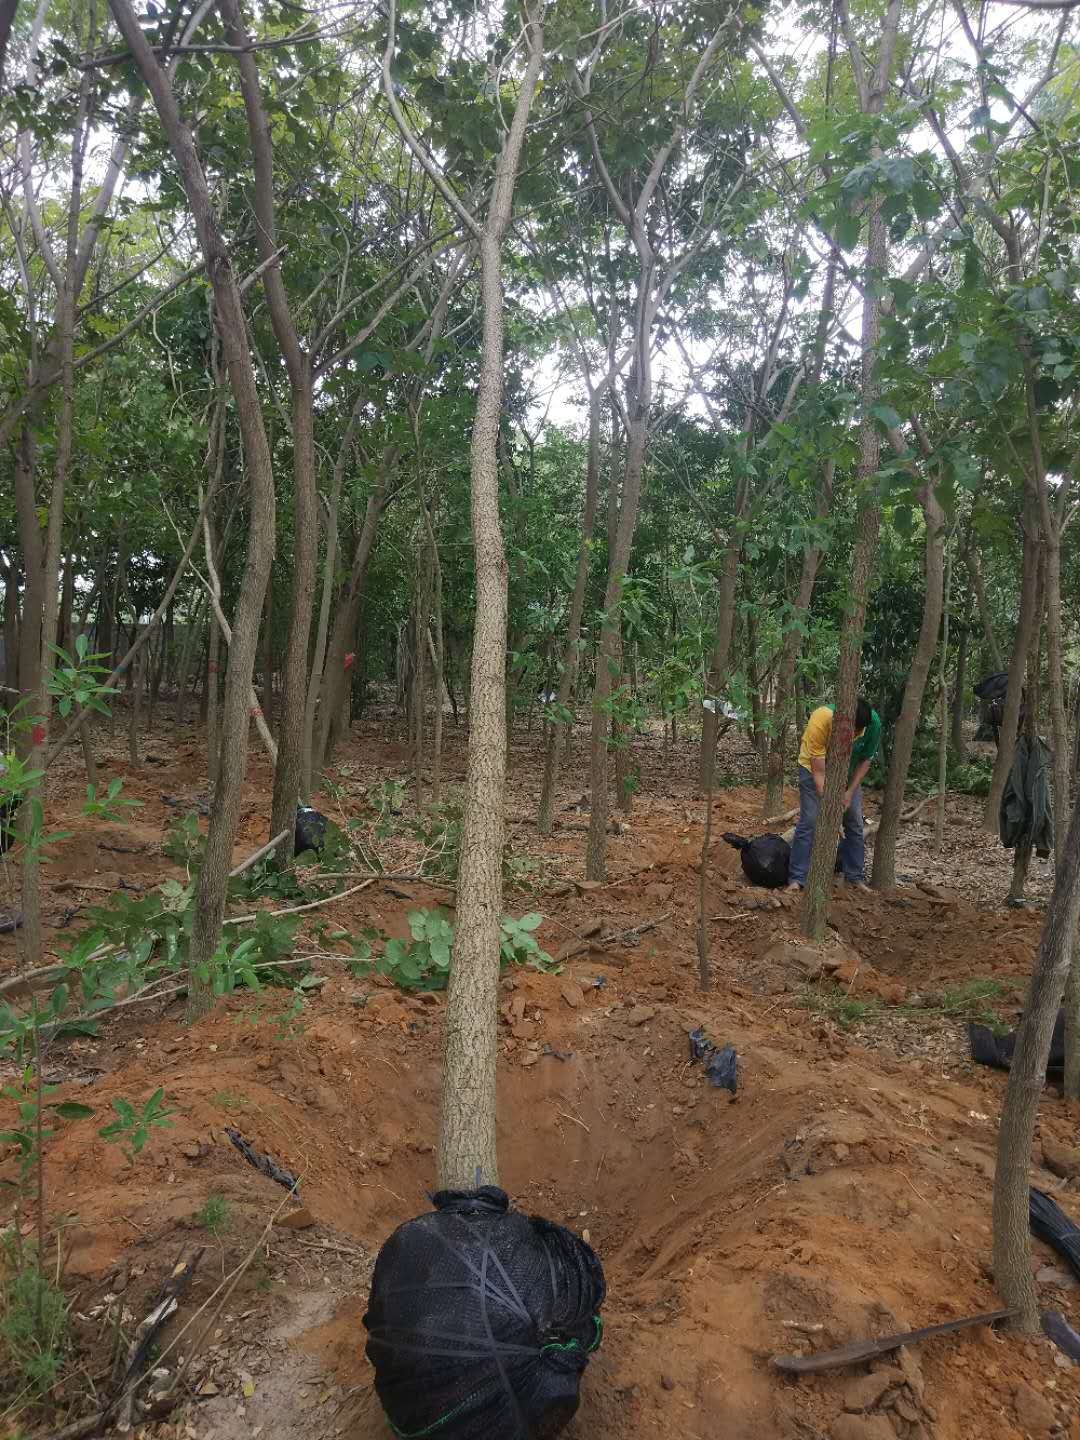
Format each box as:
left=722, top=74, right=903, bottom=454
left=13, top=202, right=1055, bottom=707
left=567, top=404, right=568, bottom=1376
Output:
left=832, top=1414, right=898, bottom=1440
left=843, top=1371, right=896, bottom=1412
left=1013, top=1380, right=1057, bottom=1438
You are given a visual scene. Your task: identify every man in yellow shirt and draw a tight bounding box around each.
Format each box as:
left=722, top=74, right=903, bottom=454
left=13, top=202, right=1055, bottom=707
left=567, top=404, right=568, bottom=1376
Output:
left=787, top=697, right=881, bottom=892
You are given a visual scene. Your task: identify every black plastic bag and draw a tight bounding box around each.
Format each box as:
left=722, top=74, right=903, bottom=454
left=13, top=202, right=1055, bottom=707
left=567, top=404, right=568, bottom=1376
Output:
left=721, top=832, right=790, bottom=887
left=364, top=1187, right=605, bottom=1440
left=721, top=831, right=843, bottom=888
left=1030, top=1188, right=1080, bottom=1280
left=294, top=805, right=328, bottom=854
left=974, top=671, right=1010, bottom=703
left=688, top=1029, right=738, bottom=1095
left=968, top=1009, right=1064, bottom=1080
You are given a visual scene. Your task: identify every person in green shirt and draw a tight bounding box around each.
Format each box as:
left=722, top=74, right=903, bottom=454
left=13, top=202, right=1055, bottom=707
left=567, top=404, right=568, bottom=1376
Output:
left=787, top=697, right=882, bottom=891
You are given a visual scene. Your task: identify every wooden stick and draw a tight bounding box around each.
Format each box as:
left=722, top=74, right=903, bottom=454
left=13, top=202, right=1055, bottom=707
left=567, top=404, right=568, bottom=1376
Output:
left=115, top=1248, right=204, bottom=1432
left=223, top=877, right=376, bottom=926
left=772, top=1308, right=1011, bottom=1374
left=229, top=828, right=290, bottom=878
left=554, top=913, right=671, bottom=964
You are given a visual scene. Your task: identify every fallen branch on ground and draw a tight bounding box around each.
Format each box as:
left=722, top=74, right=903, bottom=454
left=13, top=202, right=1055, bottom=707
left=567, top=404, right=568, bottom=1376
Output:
left=229, top=829, right=290, bottom=878
left=223, top=877, right=376, bottom=925
left=115, top=1249, right=204, bottom=1432
left=555, top=913, right=671, bottom=964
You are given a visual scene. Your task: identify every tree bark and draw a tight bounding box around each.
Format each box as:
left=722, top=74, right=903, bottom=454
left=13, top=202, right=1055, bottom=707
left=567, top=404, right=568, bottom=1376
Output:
left=312, top=451, right=397, bottom=777
left=950, top=606, right=969, bottom=763
left=261, top=583, right=274, bottom=731
left=984, top=510, right=1041, bottom=832
left=764, top=459, right=834, bottom=815
left=993, top=778, right=1080, bottom=1331
left=966, top=534, right=1003, bottom=671
left=302, top=398, right=363, bottom=799
left=802, top=0, right=901, bottom=938
left=586, top=400, right=648, bottom=881
left=538, top=395, right=603, bottom=834
left=107, top=0, right=277, bottom=1017
left=219, top=0, right=317, bottom=853
left=432, top=8, right=543, bottom=1191
left=871, top=458, right=945, bottom=887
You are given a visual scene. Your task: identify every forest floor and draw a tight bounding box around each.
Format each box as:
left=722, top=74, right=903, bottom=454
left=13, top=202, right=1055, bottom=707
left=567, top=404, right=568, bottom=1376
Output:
left=0, top=707, right=1076, bottom=1440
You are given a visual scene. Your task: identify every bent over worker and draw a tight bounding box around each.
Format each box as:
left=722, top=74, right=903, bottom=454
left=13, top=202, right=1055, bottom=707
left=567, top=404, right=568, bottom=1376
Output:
left=787, top=696, right=881, bottom=892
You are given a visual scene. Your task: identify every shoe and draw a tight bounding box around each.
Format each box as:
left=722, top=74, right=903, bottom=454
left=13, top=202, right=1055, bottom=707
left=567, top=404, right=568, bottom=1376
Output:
left=786, top=881, right=802, bottom=891
left=846, top=879, right=870, bottom=892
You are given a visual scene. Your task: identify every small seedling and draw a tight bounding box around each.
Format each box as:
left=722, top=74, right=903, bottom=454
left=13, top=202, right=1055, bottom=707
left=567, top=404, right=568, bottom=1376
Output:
left=197, top=1192, right=231, bottom=1236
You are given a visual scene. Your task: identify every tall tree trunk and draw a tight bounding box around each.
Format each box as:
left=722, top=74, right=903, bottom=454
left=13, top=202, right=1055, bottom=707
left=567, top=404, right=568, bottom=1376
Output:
left=128, top=647, right=143, bottom=768
left=108, top=0, right=277, bottom=1016
left=261, top=583, right=274, bottom=731
left=698, top=466, right=749, bottom=793
left=313, top=454, right=396, bottom=778
left=966, top=534, right=1003, bottom=671
left=433, top=9, right=543, bottom=1190
left=219, top=0, right=317, bottom=853
left=871, top=471, right=945, bottom=887
left=174, top=595, right=203, bottom=730
left=59, top=554, right=74, bottom=657
left=586, top=399, right=648, bottom=881
left=935, top=538, right=953, bottom=851
left=802, top=0, right=902, bottom=936
left=538, top=395, right=602, bottom=834
left=0, top=554, right=19, bottom=693
left=764, top=459, right=834, bottom=815
left=983, top=508, right=1041, bottom=832
left=1007, top=556, right=1044, bottom=906
left=950, top=607, right=969, bottom=763
left=993, top=778, right=1080, bottom=1331
left=302, top=398, right=362, bottom=799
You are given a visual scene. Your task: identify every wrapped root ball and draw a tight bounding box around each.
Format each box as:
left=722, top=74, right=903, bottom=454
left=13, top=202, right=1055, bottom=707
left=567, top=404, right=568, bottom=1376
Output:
left=364, top=1187, right=605, bottom=1439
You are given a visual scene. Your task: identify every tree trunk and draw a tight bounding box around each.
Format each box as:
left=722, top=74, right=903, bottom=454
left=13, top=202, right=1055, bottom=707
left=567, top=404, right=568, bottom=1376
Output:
left=174, top=593, right=204, bottom=730
left=302, top=398, right=362, bottom=800
left=59, top=553, right=74, bottom=657
left=107, top=0, right=277, bottom=1017
left=313, top=452, right=396, bottom=778
left=993, top=778, right=1080, bottom=1331
left=538, top=396, right=602, bottom=834
left=1007, top=557, right=1044, bottom=906
left=950, top=613, right=969, bottom=763
left=219, top=0, right=318, bottom=853
left=966, top=536, right=1003, bottom=671
left=764, top=459, right=834, bottom=815
left=128, top=647, right=143, bottom=768
left=1, top=554, right=19, bottom=693
left=801, top=0, right=901, bottom=935
left=261, top=583, right=274, bottom=731
left=699, top=469, right=749, bottom=793
left=586, top=402, right=648, bottom=882
left=984, top=510, right=1041, bottom=832
left=871, top=475, right=945, bottom=888
left=435, top=11, right=543, bottom=1191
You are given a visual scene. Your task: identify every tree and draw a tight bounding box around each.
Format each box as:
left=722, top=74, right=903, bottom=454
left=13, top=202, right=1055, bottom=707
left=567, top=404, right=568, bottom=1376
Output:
left=106, top=0, right=277, bottom=1014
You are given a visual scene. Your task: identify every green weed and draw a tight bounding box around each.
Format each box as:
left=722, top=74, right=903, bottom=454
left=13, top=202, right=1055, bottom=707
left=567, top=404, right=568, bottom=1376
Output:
left=197, top=1192, right=232, bottom=1236
left=797, top=984, right=881, bottom=1030
left=0, top=1240, right=68, bottom=1396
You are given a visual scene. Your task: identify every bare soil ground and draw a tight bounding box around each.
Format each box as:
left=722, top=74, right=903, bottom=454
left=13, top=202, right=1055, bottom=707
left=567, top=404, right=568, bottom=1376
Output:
left=1, top=709, right=1077, bottom=1440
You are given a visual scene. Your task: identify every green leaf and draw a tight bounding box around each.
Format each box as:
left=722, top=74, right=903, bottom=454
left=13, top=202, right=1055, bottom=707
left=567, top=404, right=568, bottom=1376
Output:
left=51, top=1101, right=94, bottom=1120
left=836, top=212, right=861, bottom=252
left=870, top=403, right=902, bottom=430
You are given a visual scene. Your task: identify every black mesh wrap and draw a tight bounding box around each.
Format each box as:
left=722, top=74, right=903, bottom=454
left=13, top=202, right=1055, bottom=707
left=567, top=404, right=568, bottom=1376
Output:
left=363, top=1186, right=605, bottom=1439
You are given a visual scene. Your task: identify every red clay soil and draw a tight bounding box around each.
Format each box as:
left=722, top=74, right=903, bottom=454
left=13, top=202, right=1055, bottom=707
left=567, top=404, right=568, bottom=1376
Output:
left=1, top=715, right=1078, bottom=1440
